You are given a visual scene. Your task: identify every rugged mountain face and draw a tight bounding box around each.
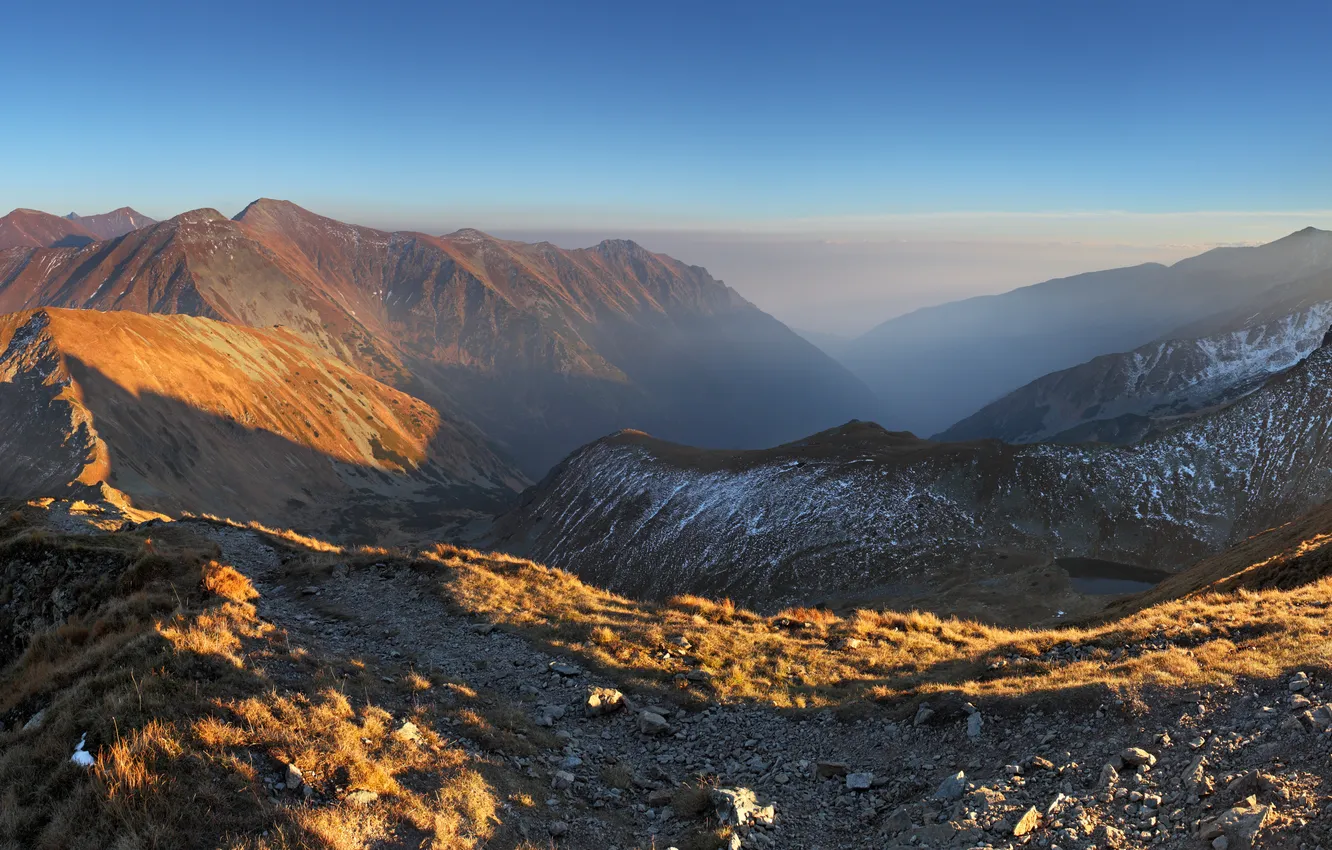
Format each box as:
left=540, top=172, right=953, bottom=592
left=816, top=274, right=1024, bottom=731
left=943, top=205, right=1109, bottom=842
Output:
left=234, top=199, right=880, bottom=473
left=63, top=206, right=157, bottom=239
left=489, top=331, right=1332, bottom=610
left=0, top=308, right=524, bottom=538
left=0, top=200, right=877, bottom=477
left=844, top=227, right=1332, bottom=436
left=0, top=209, right=96, bottom=250
left=938, top=293, right=1332, bottom=444
left=0, top=208, right=412, bottom=384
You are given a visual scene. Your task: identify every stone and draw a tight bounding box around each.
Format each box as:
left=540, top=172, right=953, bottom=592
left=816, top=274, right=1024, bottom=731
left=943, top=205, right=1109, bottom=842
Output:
left=395, top=721, right=423, bottom=744
left=471, top=622, right=496, bottom=635
left=814, top=761, right=849, bottom=779
left=845, top=772, right=873, bottom=790
left=1201, top=796, right=1273, bottom=850
left=1093, top=824, right=1125, bottom=847
left=1289, top=671, right=1310, bottom=692
left=1012, top=806, right=1040, bottom=837
left=1213, top=837, right=1230, bottom=850
left=22, top=709, right=46, bottom=731
left=1310, top=705, right=1332, bottom=731
left=711, top=787, right=776, bottom=827
left=934, top=771, right=967, bottom=801
left=551, top=770, right=576, bottom=790
left=966, top=712, right=983, bottom=740
left=638, top=710, right=671, bottom=736
left=647, top=789, right=673, bottom=806
left=1030, top=755, right=1054, bottom=770
left=1120, top=747, right=1156, bottom=768
left=285, top=762, right=303, bottom=791
left=966, top=786, right=1006, bottom=812
left=548, top=661, right=581, bottom=676
left=345, top=789, right=378, bottom=806
left=547, top=820, right=569, bottom=837
left=585, top=687, right=625, bottom=717
left=1098, top=763, right=1120, bottom=789
left=914, top=703, right=935, bottom=726
left=916, top=822, right=958, bottom=844
left=884, top=806, right=912, bottom=834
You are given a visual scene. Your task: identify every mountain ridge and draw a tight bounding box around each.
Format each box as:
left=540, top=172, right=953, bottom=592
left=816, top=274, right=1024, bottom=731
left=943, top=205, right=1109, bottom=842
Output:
left=488, top=322, right=1332, bottom=612
left=843, top=227, right=1332, bottom=436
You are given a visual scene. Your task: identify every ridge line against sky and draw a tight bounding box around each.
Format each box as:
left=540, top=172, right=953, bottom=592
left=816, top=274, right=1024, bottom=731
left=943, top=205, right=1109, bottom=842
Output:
left=5, top=0, right=1330, bottom=333
left=5, top=197, right=1330, bottom=336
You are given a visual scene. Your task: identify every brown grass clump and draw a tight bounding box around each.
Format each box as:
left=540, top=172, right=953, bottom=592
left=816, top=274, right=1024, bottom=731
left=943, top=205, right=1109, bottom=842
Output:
left=202, top=559, right=260, bottom=602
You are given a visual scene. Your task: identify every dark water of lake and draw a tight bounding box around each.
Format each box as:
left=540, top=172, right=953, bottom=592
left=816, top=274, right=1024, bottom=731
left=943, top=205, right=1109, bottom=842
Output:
left=1055, top=556, right=1170, bottom=596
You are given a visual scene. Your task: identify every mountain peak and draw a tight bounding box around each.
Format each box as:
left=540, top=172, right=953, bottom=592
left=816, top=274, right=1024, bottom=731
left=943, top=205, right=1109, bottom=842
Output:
left=0, top=208, right=96, bottom=250
left=234, top=197, right=308, bottom=221
left=594, top=237, right=648, bottom=255
left=61, top=207, right=159, bottom=240
left=443, top=227, right=498, bottom=242
left=169, top=208, right=230, bottom=226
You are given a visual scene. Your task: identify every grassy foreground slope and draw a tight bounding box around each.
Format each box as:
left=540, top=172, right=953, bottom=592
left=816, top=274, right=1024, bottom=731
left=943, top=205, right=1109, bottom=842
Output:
left=5, top=496, right=1332, bottom=848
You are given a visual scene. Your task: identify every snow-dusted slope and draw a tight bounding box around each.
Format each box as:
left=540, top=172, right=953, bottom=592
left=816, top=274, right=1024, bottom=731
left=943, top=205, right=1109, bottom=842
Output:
left=845, top=227, right=1332, bottom=437
left=489, top=336, right=1332, bottom=609
left=939, top=300, right=1332, bottom=444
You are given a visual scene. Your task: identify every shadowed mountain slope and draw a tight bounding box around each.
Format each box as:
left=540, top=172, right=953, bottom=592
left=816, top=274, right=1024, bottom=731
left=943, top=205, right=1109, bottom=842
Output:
left=845, top=227, right=1332, bottom=436
left=0, top=309, right=524, bottom=537
left=234, top=199, right=881, bottom=473
left=941, top=250, right=1332, bottom=445
left=489, top=328, right=1332, bottom=611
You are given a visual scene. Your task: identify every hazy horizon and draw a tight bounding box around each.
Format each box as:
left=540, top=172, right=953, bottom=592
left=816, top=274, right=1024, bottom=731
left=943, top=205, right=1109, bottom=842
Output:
left=10, top=197, right=1329, bottom=334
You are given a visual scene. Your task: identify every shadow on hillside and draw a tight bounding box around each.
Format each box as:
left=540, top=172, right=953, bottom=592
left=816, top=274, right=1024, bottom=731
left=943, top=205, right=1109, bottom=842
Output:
left=9, top=357, right=520, bottom=539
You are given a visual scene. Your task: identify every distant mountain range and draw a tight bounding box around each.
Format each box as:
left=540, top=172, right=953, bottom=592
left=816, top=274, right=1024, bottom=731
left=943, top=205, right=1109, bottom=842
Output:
left=0, top=206, right=154, bottom=250
left=841, top=227, right=1332, bottom=437
left=938, top=229, right=1332, bottom=444
left=489, top=325, right=1332, bottom=611
left=0, top=200, right=877, bottom=520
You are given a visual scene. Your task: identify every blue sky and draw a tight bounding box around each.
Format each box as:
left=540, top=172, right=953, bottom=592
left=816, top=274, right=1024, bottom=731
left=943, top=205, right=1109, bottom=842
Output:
left=5, top=1, right=1331, bottom=331
left=5, top=0, right=1330, bottom=225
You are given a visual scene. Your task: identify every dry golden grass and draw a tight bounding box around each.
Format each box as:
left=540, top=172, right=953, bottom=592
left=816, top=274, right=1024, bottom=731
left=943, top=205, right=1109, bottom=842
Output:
left=407, top=542, right=1332, bottom=714
left=0, top=523, right=519, bottom=850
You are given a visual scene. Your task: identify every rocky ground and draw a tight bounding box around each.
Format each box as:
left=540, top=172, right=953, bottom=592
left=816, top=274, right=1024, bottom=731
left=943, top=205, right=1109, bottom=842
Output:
left=178, top=520, right=1332, bottom=850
